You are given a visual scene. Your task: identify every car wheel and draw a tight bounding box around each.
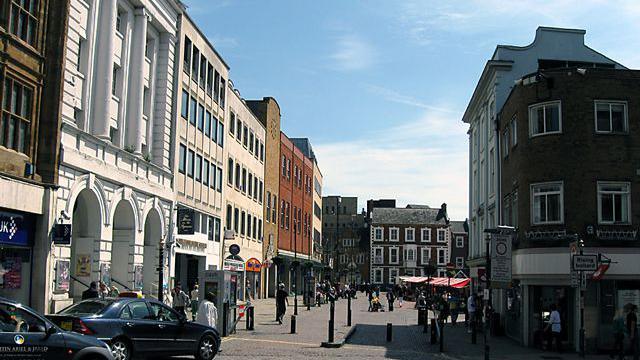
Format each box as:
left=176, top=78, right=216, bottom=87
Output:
left=196, top=334, right=218, bottom=360
left=110, top=338, right=131, bottom=360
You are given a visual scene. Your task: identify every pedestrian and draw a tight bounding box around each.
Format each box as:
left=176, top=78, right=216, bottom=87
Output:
left=108, top=285, right=119, bottom=298
left=467, top=293, right=476, bottom=334
left=98, top=281, right=109, bottom=299
left=545, top=304, right=562, bottom=353
left=386, top=288, right=396, bottom=312
left=196, top=292, right=218, bottom=329
left=190, top=284, right=200, bottom=321
left=172, top=284, right=190, bottom=318
left=611, top=309, right=626, bottom=360
left=398, top=285, right=405, bottom=307
left=276, top=283, right=289, bottom=324
left=368, top=288, right=374, bottom=312
left=82, top=281, right=99, bottom=300
left=626, top=304, right=638, bottom=357
left=246, top=279, right=252, bottom=301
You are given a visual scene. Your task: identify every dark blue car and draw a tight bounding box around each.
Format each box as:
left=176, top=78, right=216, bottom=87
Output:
left=0, top=296, right=113, bottom=360
left=47, top=297, right=219, bottom=360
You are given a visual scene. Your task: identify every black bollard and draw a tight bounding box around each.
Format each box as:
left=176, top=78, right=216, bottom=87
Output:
left=430, top=318, right=437, bottom=344
left=423, top=311, right=428, bottom=333
left=328, top=300, right=335, bottom=343
left=439, top=320, right=444, bottom=353
left=387, top=323, right=392, bottom=342
left=249, top=306, right=254, bottom=330
left=471, top=317, right=477, bottom=344
left=347, top=293, right=352, bottom=326
left=290, top=314, right=297, bottom=334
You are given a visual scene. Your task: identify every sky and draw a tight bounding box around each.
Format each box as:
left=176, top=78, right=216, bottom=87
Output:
left=183, top=0, right=640, bottom=220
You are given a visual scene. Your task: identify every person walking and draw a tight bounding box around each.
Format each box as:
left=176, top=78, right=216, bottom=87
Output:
left=467, top=293, right=477, bottom=333
left=386, top=289, right=396, bottom=312
left=545, top=304, right=562, bottom=353
left=611, top=309, right=626, bottom=360
left=190, top=284, right=200, bottom=321
left=398, top=285, right=405, bottom=308
left=82, top=281, right=99, bottom=300
left=172, top=284, right=190, bottom=318
left=276, top=283, right=289, bottom=324
left=368, top=288, right=374, bottom=312
left=195, top=292, right=218, bottom=329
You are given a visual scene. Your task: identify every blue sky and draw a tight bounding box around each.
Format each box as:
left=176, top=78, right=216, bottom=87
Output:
left=183, top=0, right=640, bottom=220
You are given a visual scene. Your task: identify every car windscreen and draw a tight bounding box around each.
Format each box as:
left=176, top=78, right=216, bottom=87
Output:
left=59, top=300, right=112, bottom=316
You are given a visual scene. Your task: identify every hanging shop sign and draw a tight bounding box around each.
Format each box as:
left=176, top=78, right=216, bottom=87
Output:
left=177, top=207, right=195, bottom=235
left=0, top=211, right=33, bottom=247
left=53, top=223, right=72, bottom=245
left=246, top=258, right=262, bottom=273
left=223, top=258, right=245, bottom=272
left=55, top=260, right=70, bottom=291
left=572, top=254, right=598, bottom=271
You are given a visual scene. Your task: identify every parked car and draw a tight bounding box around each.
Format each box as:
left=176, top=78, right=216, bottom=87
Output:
left=47, top=297, right=220, bottom=360
left=0, top=296, right=113, bottom=360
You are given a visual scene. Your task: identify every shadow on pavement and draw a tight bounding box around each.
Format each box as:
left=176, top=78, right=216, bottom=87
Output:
left=347, top=323, right=432, bottom=360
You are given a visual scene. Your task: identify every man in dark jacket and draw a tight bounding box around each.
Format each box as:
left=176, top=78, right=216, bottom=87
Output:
left=82, top=281, right=99, bottom=300
left=276, top=283, right=289, bottom=324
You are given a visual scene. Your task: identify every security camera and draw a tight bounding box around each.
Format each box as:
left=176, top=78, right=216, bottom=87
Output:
left=60, top=210, right=71, bottom=220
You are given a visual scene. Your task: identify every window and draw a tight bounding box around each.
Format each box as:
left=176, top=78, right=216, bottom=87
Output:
left=247, top=214, right=252, bottom=239
left=229, top=112, right=235, bottom=134
left=243, top=124, right=248, bottom=147
left=189, top=97, right=197, bottom=126
left=234, top=164, right=240, bottom=189
left=437, top=248, right=446, bottom=265
left=215, top=217, right=221, bottom=242
left=197, top=104, right=204, bottom=131
left=389, top=228, right=399, bottom=241
left=149, top=303, right=179, bottom=322
left=502, top=128, right=510, bottom=158
left=437, top=269, right=447, bottom=278
left=217, top=167, right=223, bottom=191
left=456, top=236, right=464, bottom=248
left=510, top=116, right=518, bottom=146
left=253, top=177, right=258, bottom=201
left=204, top=110, right=211, bottom=137
left=389, top=268, right=399, bottom=285
left=595, top=101, right=627, bottom=133
left=127, top=301, right=151, bottom=320
left=218, top=122, right=224, bottom=147
left=373, top=227, right=383, bottom=241
left=372, top=247, right=383, bottom=264
left=421, top=247, right=431, bottom=264
left=240, top=211, right=246, bottom=236
left=9, top=0, right=39, bottom=46
left=192, top=47, right=200, bottom=81
left=183, top=36, right=192, bottom=74
left=187, top=150, right=194, bottom=178
left=210, top=163, right=216, bottom=188
left=260, top=142, right=265, bottom=162
left=405, top=228, right=415, bottom=242
left=206, top=63, right=213, bottom=95
left=199, top=55, right=206, bottom=89
left=249, top=131, right=254, bottom=154
left=254, top=138, right=259, bottom=159
left=531, top=182, right=563, bottom=225
left=280, top=200, right=285, bottom=228
left=203, top=159, right=209, bottom=186
left=266, top=193, right=272, bottom=222
left=241, top=168, right=247, bottom=193
left=456, top=257, right=464, bottom=269
left=406, top=248, right=416, bottom=262
left=233, top=208, right=239, bottom=233
left=389, top=247, right=399, bottom=264
left=272, top=195, right=277, bottom=223
left=1, top=77, right=33, bottom=154
left=258, top=180, right=263, bottom=203
left=111, top=66, right=119, bottom=96
left=489, top=149, right=495, bottom=195
left=214, top=70, right=220, bottom=102
left=529, top=101, right=561, bottom=136
left=281, top=155, right=286, bottom=177
left=421, top=228, right=431, bottom=242
left=437, top=228, right=447, bottom=243
left=227, top=158, right=234, bottom=185
left=236, top=118, right=242, bottom=140
left=181, top=90, right=189, bottom=119
left=178, top=144, right=186, bottom=174
left=248, top=173, right=253, bottom=197
left=195, top=154, right=202, bottom=182
left=210, top=114, right=217, bottom=142
left=373, top=268, right=383, bottom=284
left=257, top=219, right=262, bottom=241
left=220, top=78, right=226, bottom=107
left=598, top=182, right=631, bottom=224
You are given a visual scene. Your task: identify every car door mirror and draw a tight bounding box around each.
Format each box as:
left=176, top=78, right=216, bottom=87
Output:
left=43, top=325, right=57, bottom=339
left=178, top=314, right=187, bottom=325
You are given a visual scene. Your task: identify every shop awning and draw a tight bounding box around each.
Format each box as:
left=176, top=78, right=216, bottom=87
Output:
left=399, top=276, right=470, bottom=288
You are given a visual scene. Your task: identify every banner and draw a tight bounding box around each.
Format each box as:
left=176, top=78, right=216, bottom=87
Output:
left=76, top=254, right=91, bottom=277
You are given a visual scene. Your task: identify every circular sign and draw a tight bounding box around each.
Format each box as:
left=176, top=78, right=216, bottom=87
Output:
left=229, top=244, right=241, bottom=256
left=496, top=242, right=508, bottom=256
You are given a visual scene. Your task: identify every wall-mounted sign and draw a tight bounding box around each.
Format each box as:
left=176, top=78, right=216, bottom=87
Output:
left=572, top=254, right=598, bottom=271
left=53, top=223, right=72, bottom=245
left=1, top=257, right=22, bottom=289
left=223, top=258, right=245, bottom=272
left=177, top=208, right=194, bottom=235
left=0, top=211, right=33, bottom=247
left=55, top=260, right=70, bottom=291
left=246, top=258, right=261, bottom=273
left=76, top=254, right=91, bottom=277
left=100, top=263, right=111, bottom=286
left=490, top=232, right=512, bottom=286
left=229, top=244, right=240, bottom=256
left=134, top=265, right=143, bottom=289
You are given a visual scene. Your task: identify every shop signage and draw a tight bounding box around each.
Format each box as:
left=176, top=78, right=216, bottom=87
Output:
left=76, top=254, right=91, bottom=277
left=100, top=263, right=111, bottom=286
left=177, top=208, right=194, bottom=235
left=55, top=260, right=70, bottom=291
left=229, top=244, right=241, bottom=256
left=134, top=265, right=143, bottom=289
left=490, top=232, right=512, bottom=285
left=618, top=290, right=640, bottom=312
left=223, top=258, right=245, bottom=272
left=0, top=211, right=33, bottom=247
left=246, top=258, right=261, bottom=273
left=572, top=254, right=597, bottom=271
left=53, top=223, right=72, bottom=245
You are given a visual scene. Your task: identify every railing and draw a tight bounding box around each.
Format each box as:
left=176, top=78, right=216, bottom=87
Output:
left=69, top=275, right=90, bottom=289
left=110, top=277, right=132, bottom=291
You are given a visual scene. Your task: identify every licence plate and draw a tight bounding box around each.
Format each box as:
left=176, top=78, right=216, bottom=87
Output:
left=61, top=321, right=72, bottom=331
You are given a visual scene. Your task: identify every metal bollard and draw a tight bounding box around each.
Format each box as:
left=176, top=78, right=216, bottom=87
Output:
left=347, top=294, right=352, bottom=326
left=439, top=320, right=444, bottom=353
left=430, top=318, right=437, bottom=344
left=423, top=311, right=428, bottom=333
left=387, top=323, right=392, bottom=342
left=249, top=306, right=254, bottom=330
left=471, top=318, right=477, bottom=344
left=290, top=314, right=297, bottom=334
left=328, top=301, right=335, bottom=343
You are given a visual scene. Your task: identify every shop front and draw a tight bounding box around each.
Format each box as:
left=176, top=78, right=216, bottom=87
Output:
left=0, top=209, right=35, bottom=305
left=245, top=258, right=261, bottom=299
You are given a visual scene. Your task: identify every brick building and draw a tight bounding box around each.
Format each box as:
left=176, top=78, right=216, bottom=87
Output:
left=449, top=220, right=469, bottom=275
left=369, top=207, right=450, bottom=287
left=498, top=67, right=640, bottom=352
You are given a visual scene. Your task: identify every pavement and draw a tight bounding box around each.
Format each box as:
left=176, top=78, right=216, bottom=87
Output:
left=212, top=293, right=618, bottom=359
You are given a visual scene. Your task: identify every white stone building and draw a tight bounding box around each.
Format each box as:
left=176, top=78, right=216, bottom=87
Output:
left=52, top=0, right=182, bottom=311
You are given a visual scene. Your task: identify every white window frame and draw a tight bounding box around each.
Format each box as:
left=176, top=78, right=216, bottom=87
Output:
left=389, top=247, right=400, bottom=264
left=405, top=227, right=415, bottom=242
left=594, top=100, right=628, bottom=134
left=529, top=101, right=562, bottom=137
left=372, top=247, right=383, bottom=265
left=389, top=268, right=399, bottom=285
left=456, top=236, right=464, bottom=248
left=437, top=248, right=447, bottom=265
left=437, top=269, right=447, bottom=277
left=510, top=116, right=518, bottom=146
left=530, top=181, right=564, bottom=225
left=372, top=268, right=383, bottom=284
left=597, top=181, right=631, bottom=225
left=421, top=247, right=431, bottom=264
left=404, top=268, right=415, bottom=277
left=456, top=257, right=464, bottom=269
left=405, top=248, right=416, bottom=262
left=389, top=227, right=399, bottom=242
left=373, top=227, right=383, bottom=241
left=421, top=228, right=431, bottom=242
left=437, top=228, right=447, bottom=243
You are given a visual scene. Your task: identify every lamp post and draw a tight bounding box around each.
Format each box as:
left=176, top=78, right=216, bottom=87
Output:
left=294, top=218, right=298, bottom=316
left=334, top=197, right=341, bottom=283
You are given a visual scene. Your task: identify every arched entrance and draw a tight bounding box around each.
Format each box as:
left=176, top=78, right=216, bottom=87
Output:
left=71, top=189, right=102, bottom=299
left=111, top=201, right=136, bottom=290
left=142, top=209, right=162, bottom=298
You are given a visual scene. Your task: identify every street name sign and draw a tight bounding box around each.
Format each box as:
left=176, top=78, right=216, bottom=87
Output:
left=572, top=254, right=597, bottom=271
left=490, top=232, right=512, bottom=285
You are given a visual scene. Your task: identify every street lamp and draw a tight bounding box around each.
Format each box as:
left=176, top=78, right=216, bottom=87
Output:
left=293, top=217, right=298, bottom=316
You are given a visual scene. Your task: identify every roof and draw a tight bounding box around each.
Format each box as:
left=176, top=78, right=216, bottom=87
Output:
left=291, top=138, right=316, bottom=160
left=371, top=208, right=448, bottom=226
left=406, top=204, right=431, bottom=209
left=450, top=220, right=467, bottom=234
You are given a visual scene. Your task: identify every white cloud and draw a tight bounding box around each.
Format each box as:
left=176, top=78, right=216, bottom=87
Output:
left=315, top=107, right=469, bottom=220
left=329, top=34, right=377, bottom=71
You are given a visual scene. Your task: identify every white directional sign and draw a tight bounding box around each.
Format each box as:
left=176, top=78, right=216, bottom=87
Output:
left=490, top=232, right=512, bottom=285
left=572, top=254, right=597, bottom=271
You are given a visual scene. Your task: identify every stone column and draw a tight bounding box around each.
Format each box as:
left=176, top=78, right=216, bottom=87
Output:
left=91, top=0, right=118, bottom=140
left=125, top=8, right=150, bottom=154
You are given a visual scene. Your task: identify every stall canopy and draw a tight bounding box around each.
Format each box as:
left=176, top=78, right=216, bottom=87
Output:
left=399, top=276, right=470, bottom=289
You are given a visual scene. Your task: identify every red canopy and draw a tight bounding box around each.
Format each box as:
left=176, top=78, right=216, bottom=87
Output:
left=399, top=276, right=470, bottom=288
